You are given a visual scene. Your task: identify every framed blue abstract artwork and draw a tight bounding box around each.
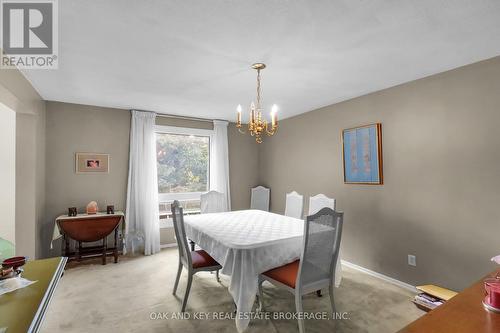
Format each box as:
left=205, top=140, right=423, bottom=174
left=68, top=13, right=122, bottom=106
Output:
left=342, top=123, right=383, bottom=184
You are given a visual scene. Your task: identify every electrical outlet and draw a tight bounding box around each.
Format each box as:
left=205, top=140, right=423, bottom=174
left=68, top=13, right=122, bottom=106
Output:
left=408, top=255, right=417, bottom=266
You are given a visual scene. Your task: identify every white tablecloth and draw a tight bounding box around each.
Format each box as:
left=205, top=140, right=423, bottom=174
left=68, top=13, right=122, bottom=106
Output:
left=184, top=209, right=342, bottom=332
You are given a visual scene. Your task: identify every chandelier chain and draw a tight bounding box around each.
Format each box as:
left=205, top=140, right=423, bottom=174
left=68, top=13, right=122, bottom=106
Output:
left=256, top=69, right=261, bottom=111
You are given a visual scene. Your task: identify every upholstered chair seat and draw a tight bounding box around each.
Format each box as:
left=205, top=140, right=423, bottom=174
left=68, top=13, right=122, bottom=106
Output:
left=191, top=250, right=220, bottom=269
left=262, top=260, right=300, bottom=288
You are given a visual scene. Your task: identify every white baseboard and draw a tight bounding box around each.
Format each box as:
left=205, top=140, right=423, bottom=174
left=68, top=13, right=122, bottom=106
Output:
left=160, top=243, right=177, bottom=249
left=341, top=260, right=417, bottom=293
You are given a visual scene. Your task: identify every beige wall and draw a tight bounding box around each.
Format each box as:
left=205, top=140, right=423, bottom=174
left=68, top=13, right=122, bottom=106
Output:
left=45, top=104, right=260, bottom=252
left=155, top=115, right=213, bottom=130
left=0, top=104, right=16, bottom=245
left=259, top=56, right=500, bottom=291
left=228, top=123, right=260, bottom=210
left=0, top=69, right=46, bottom=259
left=44, top=102, right=131, bottom=257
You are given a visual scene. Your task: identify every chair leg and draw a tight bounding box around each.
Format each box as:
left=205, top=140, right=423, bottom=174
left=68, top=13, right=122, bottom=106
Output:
left=258, top=278, right=265, bottom=311
left=329, top=284, right=336, bottom=315
left=181, top=272, right=193, bottom=312
left=216, top=269, right=220, bottom=282
left=173, top=261, right=182, bottom=295
left=295, top=292, right=305, bottom=333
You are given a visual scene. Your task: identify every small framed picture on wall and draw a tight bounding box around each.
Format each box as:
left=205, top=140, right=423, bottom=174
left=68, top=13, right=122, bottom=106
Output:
left=342, top=123, right=383, bottom=184
left=76, top=153, right=109, bottom=173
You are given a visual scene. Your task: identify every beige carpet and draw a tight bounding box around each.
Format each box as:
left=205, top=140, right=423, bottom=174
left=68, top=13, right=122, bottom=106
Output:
left=41, top=248, right=423, bottom=333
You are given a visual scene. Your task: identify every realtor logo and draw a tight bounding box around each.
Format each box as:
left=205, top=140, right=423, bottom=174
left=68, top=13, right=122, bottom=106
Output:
left=1, top=0, right=58, bottom=69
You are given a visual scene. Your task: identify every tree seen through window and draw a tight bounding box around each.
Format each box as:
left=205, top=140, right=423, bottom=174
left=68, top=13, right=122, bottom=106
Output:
left=156, top=133, right=209, bottom=194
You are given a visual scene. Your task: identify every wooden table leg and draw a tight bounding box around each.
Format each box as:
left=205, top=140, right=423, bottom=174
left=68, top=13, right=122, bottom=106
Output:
left=102, top=237, right=107, bottom=265
left=61, top=234, right=64, bottom=255
left=64, top=235, right=69, bottom=257
left=78, top=241, right=82, bottom=261
left=114, top=229, right=118, bottom=263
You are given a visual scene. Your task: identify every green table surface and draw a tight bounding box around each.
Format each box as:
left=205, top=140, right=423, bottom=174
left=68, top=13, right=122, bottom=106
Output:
left=0, top=257, right=66, bottom=333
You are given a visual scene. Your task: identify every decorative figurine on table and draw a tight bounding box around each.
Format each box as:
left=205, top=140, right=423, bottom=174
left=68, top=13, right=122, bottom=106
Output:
left=483, top=255, right=500, bottom=312
left=68, top=207, right=77, bottom=217
left=86, top=201, right=98, bottom=214
left=107, top=205, right=115, bottom=214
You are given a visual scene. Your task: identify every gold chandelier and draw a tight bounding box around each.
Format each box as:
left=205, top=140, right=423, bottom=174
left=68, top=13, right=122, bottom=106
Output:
left=236, top=63, right=278, bottom=144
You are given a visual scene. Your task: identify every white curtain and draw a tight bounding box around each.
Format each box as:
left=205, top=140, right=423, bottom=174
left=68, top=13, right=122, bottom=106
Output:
left=125, top=110, right=160, bottom=255
left=209, top=120, right=231, bottom=211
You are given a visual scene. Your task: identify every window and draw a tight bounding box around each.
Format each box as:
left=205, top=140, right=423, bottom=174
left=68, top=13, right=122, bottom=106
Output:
left=156, top=126, right=212, bottom=223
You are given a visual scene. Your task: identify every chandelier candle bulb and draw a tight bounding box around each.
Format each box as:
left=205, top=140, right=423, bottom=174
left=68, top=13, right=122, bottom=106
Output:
left=271, top=104, right=278, bottom=127
left=237, top=105, right=242, bottom=125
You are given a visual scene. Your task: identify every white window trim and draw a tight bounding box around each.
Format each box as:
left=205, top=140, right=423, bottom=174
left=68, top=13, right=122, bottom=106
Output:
left=158, top=191, right=204, bottom=202
left=156, top=125, right=213, bottom=228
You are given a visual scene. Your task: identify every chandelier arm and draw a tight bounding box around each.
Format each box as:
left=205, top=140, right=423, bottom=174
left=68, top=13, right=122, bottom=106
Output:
left=266, top=127, right=277, bottom=136
left=265, top=121, right=277, bottom=136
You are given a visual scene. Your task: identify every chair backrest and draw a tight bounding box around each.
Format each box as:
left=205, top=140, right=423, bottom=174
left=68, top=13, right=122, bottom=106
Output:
left=284, top=191, right=304, bottom=219
left=171, top=201, right=192, bottom=268
left=297, top=208, right=343, bottom=288
left=200, top=191, right=227, bottom=213
left=250, top=186, right=270, bottom=211
left=308, top=194, right=336, bottom=215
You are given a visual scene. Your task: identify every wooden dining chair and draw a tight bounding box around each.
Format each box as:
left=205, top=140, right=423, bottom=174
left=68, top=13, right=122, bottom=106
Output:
left=190, top=191, right=228, bottom=250
left=251, top=186, right=270, bottom=211
left=284, top=191, right=304, bottom=219
left=308, top=193, right=336, bottom=297
left=258, top=208, right=343, bottom=333
left=308, top=194, right=335, bottom=215
left=200, top=190, right=227, bottom=214
left=171, top=200, right=222, bottom=312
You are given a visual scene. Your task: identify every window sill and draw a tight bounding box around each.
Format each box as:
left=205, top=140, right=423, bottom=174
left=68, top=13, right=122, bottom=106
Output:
left=159, top=209, right=201, bottom=229
left=159, top=220, right=173, bottom=229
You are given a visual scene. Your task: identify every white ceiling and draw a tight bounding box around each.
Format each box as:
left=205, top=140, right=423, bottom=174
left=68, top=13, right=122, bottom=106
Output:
left=22, top=0, right=500, bottom=121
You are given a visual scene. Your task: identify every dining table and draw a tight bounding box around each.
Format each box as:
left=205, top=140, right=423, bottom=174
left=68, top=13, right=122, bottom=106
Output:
left=184, top=209, right=342, bottom=332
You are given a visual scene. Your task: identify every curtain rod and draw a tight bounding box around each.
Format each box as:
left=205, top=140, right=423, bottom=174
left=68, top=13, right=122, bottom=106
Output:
left=156, top=113, right=217, bottom=123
